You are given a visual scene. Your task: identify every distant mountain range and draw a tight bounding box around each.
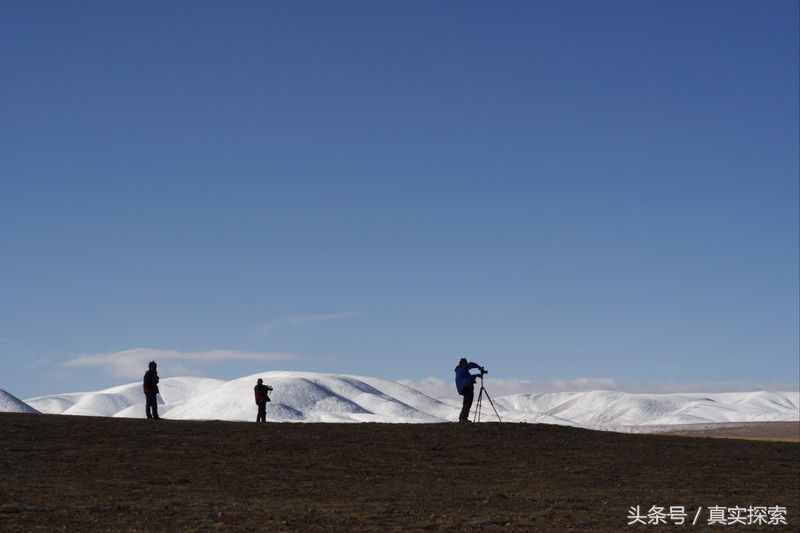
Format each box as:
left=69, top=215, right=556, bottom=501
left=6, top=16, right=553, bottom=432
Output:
left=2, top=371, right=796, bottom=429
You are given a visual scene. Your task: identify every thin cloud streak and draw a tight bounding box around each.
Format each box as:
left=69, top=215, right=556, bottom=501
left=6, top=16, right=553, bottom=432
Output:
left=64, top=348, right=299, bottom=379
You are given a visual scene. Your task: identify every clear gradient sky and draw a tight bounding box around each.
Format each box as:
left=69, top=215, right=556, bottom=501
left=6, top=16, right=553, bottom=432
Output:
left=2, top=1, right=798, bottom=398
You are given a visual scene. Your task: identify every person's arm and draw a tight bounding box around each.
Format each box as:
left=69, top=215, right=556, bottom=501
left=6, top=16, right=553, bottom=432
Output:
left=467, top=362, right=485, bottom=373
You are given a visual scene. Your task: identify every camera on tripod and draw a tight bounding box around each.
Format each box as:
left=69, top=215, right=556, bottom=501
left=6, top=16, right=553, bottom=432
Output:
left=471, top=366, right=501, bottom=423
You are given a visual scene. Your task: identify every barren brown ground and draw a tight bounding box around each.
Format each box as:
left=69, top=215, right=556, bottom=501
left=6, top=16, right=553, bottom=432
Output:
left=0, top=413, right=797, bottom=532
left=662, top=422, right=799, bottom=443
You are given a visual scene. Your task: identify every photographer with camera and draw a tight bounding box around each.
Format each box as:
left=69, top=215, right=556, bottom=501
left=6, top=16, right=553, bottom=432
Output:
left=454, top=357, right=486, bottom=423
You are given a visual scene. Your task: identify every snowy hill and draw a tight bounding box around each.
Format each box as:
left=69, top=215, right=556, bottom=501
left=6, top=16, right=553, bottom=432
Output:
left=167, top=372, right=449, bottom=423
left=21, top=372, right=799, bottom=428
left=0, top=389, right=39, bottom=414
left=497, top=390, right=800, bottom=427
left=22, top=372, right=570, bottom=425
left=26, top=377, right=225, bottom=417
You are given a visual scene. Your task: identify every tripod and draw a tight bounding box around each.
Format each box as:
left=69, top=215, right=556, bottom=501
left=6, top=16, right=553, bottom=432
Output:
left=472, top=374, right=502, bottom=423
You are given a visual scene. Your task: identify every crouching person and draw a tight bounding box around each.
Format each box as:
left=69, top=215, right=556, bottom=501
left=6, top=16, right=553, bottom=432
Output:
left=254, top=378, right=273, bottom=423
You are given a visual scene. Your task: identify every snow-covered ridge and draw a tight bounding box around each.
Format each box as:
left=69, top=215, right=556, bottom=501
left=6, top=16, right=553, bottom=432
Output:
left=0, top=389, right=39, bottom=414
left=19, top=372, right=800, bottom=428
left=496, top=390, right=799, bottom=427
left=23, top=372, right=571, bottom=425
left=25, top=377, right=225, bottom=418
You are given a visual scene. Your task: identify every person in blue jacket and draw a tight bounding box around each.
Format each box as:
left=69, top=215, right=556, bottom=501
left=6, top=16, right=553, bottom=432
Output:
left=454, top=357, right=485, bottom=423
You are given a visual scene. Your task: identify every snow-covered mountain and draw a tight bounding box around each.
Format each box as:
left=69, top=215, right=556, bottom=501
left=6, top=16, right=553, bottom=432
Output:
left=21, top=372, right=800, bottom=428
left=26, top=377, right=225, bottom=418
left=24, top=372, right=570, bottom=425
left=497, top=390, right=800, bottom=427
left=0, top=389, right=39, bottom=414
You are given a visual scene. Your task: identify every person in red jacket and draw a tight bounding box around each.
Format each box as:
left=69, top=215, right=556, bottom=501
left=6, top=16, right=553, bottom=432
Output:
left=254, top=378, right=273, bottom=423
left=143, top=361, right=160, bottom=420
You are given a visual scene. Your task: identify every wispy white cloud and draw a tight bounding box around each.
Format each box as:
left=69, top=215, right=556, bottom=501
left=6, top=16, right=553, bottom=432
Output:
left=260, top=312, right=360, bottom=334
left=64, top=348, right=298, bottom=379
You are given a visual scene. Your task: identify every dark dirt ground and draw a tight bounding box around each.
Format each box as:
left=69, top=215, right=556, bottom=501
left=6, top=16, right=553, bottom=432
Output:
left=662, top=422, right=799, bottom=443
left=0, top=413, right=797, bottom=532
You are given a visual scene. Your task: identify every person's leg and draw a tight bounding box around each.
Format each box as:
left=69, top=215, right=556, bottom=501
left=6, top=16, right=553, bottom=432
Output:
left=145, top=397, right=152, bottom=419
left=257, top=402, right=265, bottom=423
left=146, top=394, right=159, bottom=420
left=460, top=386, right=474, bottom=422
left=464, top=386, right=474, bottom=421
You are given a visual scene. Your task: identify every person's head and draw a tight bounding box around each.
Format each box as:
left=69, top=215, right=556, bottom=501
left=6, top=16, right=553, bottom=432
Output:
left=257, top=378, right=263, bottom=385
left=458, top=357, right=468, bottom=368
left=148, top=361, right=157, bottom=371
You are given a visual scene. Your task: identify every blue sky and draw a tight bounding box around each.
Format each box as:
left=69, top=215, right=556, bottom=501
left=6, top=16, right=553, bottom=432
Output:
left=2, top=1, right=798, bottom=398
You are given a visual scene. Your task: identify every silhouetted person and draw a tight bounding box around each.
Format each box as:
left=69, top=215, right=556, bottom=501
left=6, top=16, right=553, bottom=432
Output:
left=455, top=357, right=485, bottom=423
left=143, top=361, right=160, bottom=420
left=254, top=378, right=273, bottom=423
